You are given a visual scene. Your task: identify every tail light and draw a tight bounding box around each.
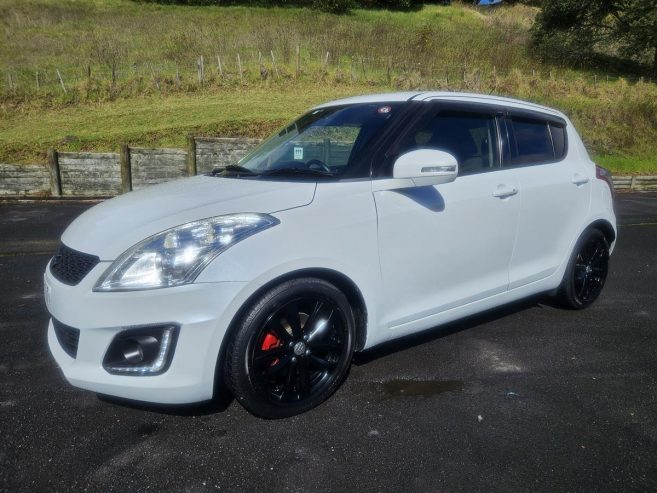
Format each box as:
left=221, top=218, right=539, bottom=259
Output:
left=596, top=165, right=615, bottom=196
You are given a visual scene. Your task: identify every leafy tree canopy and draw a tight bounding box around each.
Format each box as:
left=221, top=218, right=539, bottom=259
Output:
left=532, top=0, right=657, bottom=76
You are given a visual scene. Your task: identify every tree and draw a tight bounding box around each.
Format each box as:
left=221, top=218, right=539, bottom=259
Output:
left=532, top=0, right=657, bottom=76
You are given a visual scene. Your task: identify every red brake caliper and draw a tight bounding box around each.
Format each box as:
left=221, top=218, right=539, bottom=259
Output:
left=261, top=332, right=281, bottom=366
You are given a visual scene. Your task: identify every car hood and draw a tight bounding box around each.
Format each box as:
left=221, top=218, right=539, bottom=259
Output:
left=61, top=175, right=316, bottom=260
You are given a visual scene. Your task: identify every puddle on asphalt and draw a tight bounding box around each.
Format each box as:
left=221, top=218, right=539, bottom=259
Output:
left=136, top=423, right=161, bottom=436
left=381, top=379, right=464, bottom=398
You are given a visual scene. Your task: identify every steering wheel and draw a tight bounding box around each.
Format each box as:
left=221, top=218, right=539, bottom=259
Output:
left=306, top=159, right=331, bottom=173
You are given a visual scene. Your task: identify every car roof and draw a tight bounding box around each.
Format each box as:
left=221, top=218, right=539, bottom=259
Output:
left=313, top=91, right=566, bottom=119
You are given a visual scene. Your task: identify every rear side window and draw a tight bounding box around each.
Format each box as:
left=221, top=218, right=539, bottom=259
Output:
left=504, top=116, right=568, bottom=166
left=507, top=118, right=554, bottom=165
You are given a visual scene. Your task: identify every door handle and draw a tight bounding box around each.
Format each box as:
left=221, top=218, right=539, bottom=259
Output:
left=492, top=186, right=518, bottom=198
left=571, top=174, right=590, bottom=186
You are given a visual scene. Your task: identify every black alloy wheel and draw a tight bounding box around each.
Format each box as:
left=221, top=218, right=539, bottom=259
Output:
left=557, top=228, right=610, bottom=309
left=225, top=278, right=355, bottom=418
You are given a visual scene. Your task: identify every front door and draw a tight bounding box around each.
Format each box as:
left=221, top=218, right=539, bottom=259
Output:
left=373, top=105, right=520, bottom=332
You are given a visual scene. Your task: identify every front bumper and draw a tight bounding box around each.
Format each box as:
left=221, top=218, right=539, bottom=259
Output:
left=45, top=261, right=247, bottom=404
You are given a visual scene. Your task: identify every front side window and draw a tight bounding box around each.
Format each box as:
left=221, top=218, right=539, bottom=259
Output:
left=380, top=110, right=499, bottom=177
left=225, top=103, right=401, bottom=179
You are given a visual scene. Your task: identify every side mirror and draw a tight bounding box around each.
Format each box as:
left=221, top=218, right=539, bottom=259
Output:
left=393, top=149, right=459, bottom=187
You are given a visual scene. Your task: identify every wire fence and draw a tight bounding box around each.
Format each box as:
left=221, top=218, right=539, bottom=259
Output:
left=2, top=47, right=654, bottom=99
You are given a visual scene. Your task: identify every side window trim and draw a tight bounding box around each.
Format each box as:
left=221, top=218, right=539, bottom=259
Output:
left=502, top=114, right=569, bottom=168
left=370, top=101, right=431, bottom=178
left=374, top=101, right=504, bottom=178
left=546, top=122, right=557, bottom=161
left=506, top=107, right=567, bottom=127
left=547, top=122, right=569, bottom=162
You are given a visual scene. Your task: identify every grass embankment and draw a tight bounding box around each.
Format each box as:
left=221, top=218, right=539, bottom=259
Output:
left=1, top=0, right=656, bottom=174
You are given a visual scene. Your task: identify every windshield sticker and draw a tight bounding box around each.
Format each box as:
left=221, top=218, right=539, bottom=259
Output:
left=377, top=105, right=391, bottom=114
left=294, top=146, right=304, bottom=160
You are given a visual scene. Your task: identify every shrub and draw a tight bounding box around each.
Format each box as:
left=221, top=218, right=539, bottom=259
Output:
left=311, top=0, right=354, bottom=14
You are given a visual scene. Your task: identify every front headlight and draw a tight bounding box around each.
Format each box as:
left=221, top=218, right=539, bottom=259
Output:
left=94, top=213, right=279, bottom=291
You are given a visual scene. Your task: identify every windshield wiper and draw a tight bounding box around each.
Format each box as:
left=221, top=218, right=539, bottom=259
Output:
left=261, top=167, right=333, bottom=178
left=210, top=164, right=256, bottom=176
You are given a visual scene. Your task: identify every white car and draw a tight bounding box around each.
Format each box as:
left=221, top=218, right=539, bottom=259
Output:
left=45, top=92, right=616, bottom=418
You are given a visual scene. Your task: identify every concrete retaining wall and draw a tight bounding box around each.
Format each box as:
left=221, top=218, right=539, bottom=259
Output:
left=58, top=152, right=121, bottom=197
left=613, top=175, right=657, bottom=192
left=1, top=140, right=655, bottom=198
left=131, top=147, right=187, bottom=190
left=0, top=163, right=50, bottom=197
left=195, top=137, right=261, bottom=174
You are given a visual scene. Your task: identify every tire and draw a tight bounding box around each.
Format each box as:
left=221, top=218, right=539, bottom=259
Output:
left=556, top=228, right=609, bottom=309
left=224, top=278, right=355, bottom=419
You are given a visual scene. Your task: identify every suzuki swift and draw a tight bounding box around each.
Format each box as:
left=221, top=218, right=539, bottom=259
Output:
left=45, top=92, right=617, bottom=418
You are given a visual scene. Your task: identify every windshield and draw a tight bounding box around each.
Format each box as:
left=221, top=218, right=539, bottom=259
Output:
left=219, top=103, right=401, bottom=179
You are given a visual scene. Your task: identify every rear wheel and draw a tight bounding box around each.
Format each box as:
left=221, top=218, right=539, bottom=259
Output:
left=225, top=278, right=355, bottom=419
left=556, top=228, right=609, bottom=309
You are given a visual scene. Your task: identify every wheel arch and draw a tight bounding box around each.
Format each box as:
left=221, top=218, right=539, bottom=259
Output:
left=588, top=219, right=616, bottom=245
left=213, top=268, right=369, bottom=398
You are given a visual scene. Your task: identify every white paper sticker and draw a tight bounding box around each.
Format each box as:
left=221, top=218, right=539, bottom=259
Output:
left=294, top=146, right=304, bottom=160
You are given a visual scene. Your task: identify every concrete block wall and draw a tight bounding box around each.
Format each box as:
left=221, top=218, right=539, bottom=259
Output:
left=58, top=152, right=121, bottom=196
left=0, top=163, right=50, bottom=197
left=131, top=147, right=188, bottom=190
left=0, top=138, right=263, bottom=198
left=0, top=140, right=653, bottom=198
left=195, top=137, right=261, bottom=174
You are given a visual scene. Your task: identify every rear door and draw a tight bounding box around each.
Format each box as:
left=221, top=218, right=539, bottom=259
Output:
left=502, top=111, right=592, bottom=289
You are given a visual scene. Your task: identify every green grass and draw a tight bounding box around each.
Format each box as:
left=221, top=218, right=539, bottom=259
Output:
left=1, top=0, right=656, bottom=174
left=0, top=85, right=368, bottom=161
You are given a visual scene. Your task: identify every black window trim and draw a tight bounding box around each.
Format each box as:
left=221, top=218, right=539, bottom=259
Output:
left=502, top=111, right=569, bottom=169
left=371, top=100, right=507, bottom=178
left=505, top=107, right=567, bottom=127
left=547, top=121, right=568, bottom=162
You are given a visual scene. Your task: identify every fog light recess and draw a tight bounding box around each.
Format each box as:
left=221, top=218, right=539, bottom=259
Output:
left=103, top=325, right=179, bottom=376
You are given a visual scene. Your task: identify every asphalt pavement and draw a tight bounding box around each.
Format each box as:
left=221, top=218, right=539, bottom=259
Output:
left=1, top=194, right=656, bottom=492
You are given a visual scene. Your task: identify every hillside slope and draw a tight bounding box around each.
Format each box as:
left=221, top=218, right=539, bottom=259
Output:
left=1, top=0, right=655, bottom=173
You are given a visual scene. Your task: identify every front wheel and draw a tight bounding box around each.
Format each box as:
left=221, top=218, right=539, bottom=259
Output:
left=556, top=228, right=609, bottom=309
left=225, top=278, right=355, bottom=419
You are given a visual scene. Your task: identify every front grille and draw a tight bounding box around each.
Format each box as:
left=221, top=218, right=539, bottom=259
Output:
left=52, top=318, right=80, bottom=358
left=50, top=244, right=100, bottom=286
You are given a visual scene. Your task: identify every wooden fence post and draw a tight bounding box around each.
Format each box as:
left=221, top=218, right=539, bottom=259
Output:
left=237, top=54, right=243, bottom=83
left=186, top=135, right=197, bottom=176
left=120, top=144, right=132, bottom=193
left=47, top=148, right=62, bottom=197
left=270, top=50, right=279, bottom=79
left=216, top=55, right=223, bottom=77
left=56, top=69, right=67, bottom=94
left=295, top=44, right=301, bottom=78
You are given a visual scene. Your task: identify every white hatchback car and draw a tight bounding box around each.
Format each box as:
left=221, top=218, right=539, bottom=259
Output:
left=45, top=92, right=616, bottom=418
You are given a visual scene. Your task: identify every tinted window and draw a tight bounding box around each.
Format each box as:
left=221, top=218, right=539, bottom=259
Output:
left=507, top=118, right=554, bottom=165
left=391, top=111, right=499, bottom=176
left=549, top=123, right=567, bottom=159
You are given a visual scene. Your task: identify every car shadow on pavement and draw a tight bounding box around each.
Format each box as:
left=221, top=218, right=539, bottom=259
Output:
left=354, top=295, right=548, bottom=366
left=95, top=295, right=549, bottom=416
left=97, top=386, right=234, bottom=416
